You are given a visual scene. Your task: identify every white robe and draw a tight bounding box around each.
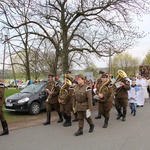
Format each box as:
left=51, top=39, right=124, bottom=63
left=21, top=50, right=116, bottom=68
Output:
left=136, top=78, right=147, bottom=106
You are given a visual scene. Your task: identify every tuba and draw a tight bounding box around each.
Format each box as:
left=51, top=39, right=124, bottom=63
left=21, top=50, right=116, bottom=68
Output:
left=115, top=70, right=127, bottom=82
left=99, top=78, right=112, bottom=94
left=60, top=78, right=72, bottom=97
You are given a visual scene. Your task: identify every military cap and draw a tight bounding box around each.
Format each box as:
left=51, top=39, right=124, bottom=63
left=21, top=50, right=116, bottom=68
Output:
left=72, top=80, right=78, bottom=84
left=66, top=70, right=71, bottom=74
left=78, top=74, right=86, bottom=80
left=99, top=70, right=105, bottom=74
left=48, top=73, right=54, bottom=78
left=101, top=74, right=108, bottom=78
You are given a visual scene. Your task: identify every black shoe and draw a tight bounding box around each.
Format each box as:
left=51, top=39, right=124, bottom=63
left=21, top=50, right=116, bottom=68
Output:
left=74, top=128, right=83, bottom=136
left=57, top=118, right=63, bottom=123
left=133, top=112, right=136, bottom=116
left=95, top=115, right=101, bottom=119
left=116, top=114, right=122, bottom=120
left=103, top=123, right=108, bottom=128
left=131, top=110, right=133, bottom=114
left=63, top=122, right=72, bottom=127
left=122, top=117, right=126, bottom=122
left=0, top=121, right=9, bottom=136
left=72, top=118, right=78, bottom=122
left=89, top=124, right=94, bottom=133
left=43, top=121, right=50, bottom=125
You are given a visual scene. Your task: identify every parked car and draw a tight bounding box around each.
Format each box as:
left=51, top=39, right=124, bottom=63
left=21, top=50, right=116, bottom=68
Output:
left=5, top=82, right=47, bottom=115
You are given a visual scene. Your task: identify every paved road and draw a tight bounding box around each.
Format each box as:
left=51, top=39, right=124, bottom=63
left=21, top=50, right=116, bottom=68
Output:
left=0, top=99, right=150, bottom=150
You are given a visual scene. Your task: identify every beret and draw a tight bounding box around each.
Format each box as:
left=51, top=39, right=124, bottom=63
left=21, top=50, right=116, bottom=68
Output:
left=66, top=70, right=71, bottom=74
left=101, top=74, right=108, bottom=78
left=48, top=73, right=54, bottom=77
left=78, top=74, right=86, bottom=80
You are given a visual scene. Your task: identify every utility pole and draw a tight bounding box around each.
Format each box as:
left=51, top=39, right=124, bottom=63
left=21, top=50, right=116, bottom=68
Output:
left=7, top=37, right=17, bottom=88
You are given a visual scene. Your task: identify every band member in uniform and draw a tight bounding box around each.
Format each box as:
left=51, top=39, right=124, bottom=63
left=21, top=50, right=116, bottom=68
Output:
left=0, top=82, right=9, bottom=136
left=43, top=74, right=63, bottom=125
left=73, top=75, right=94, bottom=136
left=58, top=76, right=74, bottom=127
left=98, top=74, right=113, bottom=128
left=72, top=80, right=78, bottom=122
left=114, top=70, right=130, bottom=121
left=95, top=70, right=105, bottom=119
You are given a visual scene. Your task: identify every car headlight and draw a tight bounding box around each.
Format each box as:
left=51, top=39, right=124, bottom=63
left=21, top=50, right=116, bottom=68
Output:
left=18, top=97, right=29, bottom=104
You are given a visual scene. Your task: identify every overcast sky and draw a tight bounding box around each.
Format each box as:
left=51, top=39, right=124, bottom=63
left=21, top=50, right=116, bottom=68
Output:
left=95, top=14, right=150, bottom=68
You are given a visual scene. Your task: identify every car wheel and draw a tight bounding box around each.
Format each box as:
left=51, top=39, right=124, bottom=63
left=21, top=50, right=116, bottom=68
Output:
left=29, top=102, right=40, bottom=115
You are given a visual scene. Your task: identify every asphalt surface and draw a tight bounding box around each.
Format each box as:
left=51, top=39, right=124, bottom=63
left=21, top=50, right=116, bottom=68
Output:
left=0, top=99, right=150, bottom=150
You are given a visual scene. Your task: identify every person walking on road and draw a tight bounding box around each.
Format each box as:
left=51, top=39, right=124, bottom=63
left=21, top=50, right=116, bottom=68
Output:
left=98, top=74, right=113, bottom=128
left=73, top=74, right=94, bottom=136
left=0, top=82, right=9, bottom=136
left=43, top=74, right=63, bottom=125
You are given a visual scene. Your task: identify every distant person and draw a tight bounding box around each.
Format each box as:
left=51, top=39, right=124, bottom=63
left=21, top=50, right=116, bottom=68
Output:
left=128, top=80, right=140, bottom=116
left=136, top=74, right=147, bottom=107
left=0, top=82, right=9, bottom=136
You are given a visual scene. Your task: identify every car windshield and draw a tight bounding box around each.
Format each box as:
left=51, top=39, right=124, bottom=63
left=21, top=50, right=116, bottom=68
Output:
left=20, top=83, right=44, bottom=93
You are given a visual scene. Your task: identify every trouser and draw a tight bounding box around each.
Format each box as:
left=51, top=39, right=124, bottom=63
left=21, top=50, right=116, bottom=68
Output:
left=115, top=98, right=128, bottom=117
left=129, top=103, right=137, bottom=113
left=60, top=103, right=72, bottom=117
left=46, top=102, right=61, bottom=113
left=77, top=111, right=93, bottom=128
left=99, top=101, right=112, bottom=119
left=0, top=106, right=5, bottom=122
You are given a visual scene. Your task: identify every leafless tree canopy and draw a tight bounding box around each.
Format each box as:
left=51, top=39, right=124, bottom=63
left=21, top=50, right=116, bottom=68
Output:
left=0, top=0, right=150, bottom=78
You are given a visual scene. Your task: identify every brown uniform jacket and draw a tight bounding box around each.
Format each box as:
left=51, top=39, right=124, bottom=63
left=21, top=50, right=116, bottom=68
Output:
left=96, top=78, right=103, bottom=95
left=0, top=83, right=5, bottom=106
left=73, top=84, right=93, bottom=111
left=115, top=78, right=130, bottom=99
left=99, top=84, right=113, bottom=102
left=59, top=84, right=74, bottom=104
left=46, top=81, right=60, bottom=104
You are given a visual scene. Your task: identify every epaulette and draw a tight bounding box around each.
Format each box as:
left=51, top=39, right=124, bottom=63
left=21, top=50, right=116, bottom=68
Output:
left=86, top=86, right=91, bottom=92
left=69, top=86, right=74, bottom=90
left=0, top=82, right=5, bottom=88
left=55, top=82, right=59, bottom=87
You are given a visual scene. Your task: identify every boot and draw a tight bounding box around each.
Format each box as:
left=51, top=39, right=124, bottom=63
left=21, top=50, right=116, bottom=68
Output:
left=103, top=118, right=109, bottom=128
left=0, top=121, right=9, bottom=136
left=89, top=123, right=94, bottom=133
left=116, top=110, right=122, bottom=120
left=57, top=113, right=63, bottom=123
left=63, top=113, right=67, bottom=126
left=122, top=111, right=126, bottom=122
left=95, top=113, right=101, bottom=119
left=63, top=116, right=72, bottom=127
left=72, top=113, right=78, bottom=122
left=74, top=128, right=83, bottom=136
left=43, top=112, right=51, bottom=125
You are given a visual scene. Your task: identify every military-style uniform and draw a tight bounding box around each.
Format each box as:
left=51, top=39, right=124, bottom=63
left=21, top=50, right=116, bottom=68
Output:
left=98, top=80, right=113, bottom=128
left=114, top=78, right=130, bottom=121
left=43, top=80, right=63, bottom=125
left=0, top=82, right=9, bottom=136
left=73, top=80, right=94, bottom=136
left=58, top=77, right=74, bottom=127
left=95, top=78, right=103, bottom=119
